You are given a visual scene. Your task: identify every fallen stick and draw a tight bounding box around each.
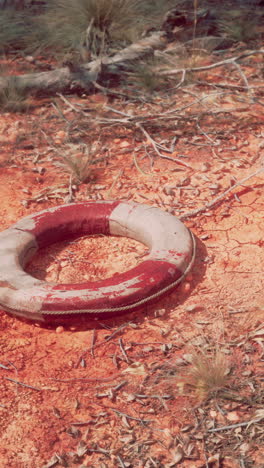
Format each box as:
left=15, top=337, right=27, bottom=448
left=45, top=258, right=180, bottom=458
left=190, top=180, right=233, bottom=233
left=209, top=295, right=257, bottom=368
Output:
left=179, top=167, right=264, bottom=220
left=208, top=417, right=263, bottom=433
left=4, top=377, right=42, bottom=391
left=160, top=49, right=264, bottom=76
left=0, top=32, right=166, bottom=96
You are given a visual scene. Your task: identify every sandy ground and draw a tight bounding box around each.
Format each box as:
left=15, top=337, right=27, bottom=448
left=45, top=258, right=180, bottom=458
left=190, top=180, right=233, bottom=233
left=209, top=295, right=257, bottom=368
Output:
left=0, top=58, right=263, bottom=467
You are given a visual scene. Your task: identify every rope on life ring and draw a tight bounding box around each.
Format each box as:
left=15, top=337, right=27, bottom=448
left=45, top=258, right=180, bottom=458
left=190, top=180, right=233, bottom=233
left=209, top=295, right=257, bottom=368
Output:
left=0, top=201, right=196, bottom=323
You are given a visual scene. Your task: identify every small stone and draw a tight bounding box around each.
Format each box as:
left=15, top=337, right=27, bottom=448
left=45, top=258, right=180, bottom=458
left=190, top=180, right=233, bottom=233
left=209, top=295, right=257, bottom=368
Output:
left=208, top=184, right=219, bottom=190
left=239, top=442, right=250, bottom=455
left=200, top=162, right=210, bottom=172
left=183, top=353, right=193, bottom=363
left=242, top=370, right=252, bottom=376
left=126, top=394, right=136, bottom=402
left=57, top=130, right=66, bottom=138
left=226, top=411, right=240, bottom=422
left=164, top=185, right=174, bottom=196
left=119, top=141, right=130, bottom=148
left=182, top=282, right=191, bottom=292
left=200, top=234, right=210, bottom=240
left=56, top=326, right=64, bottom=334
left=231, top=159, right=244, bottom=168
left=21, top=200, right=29, bottom=207
left=178, top=176, right=191, bottom=187
left=175, top=358, right=187, bottom=366
left=54, top=130, right=66, bottom=143
left=25, top=55, right=34, bottom=62
left=185, top=304, right=198, bottom=312
left=142, top=346, right=154, bottom=352
left=93, top=184, right=106, bottom=190
left=203, top=256, right=214, bottom=264
left=155, top=308, right=166, bottom=317
left=220, top=211, right=230, bottom=217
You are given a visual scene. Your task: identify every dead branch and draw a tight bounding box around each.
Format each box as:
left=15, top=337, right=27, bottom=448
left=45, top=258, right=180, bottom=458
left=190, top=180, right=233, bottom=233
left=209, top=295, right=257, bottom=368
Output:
left=0, top=32, right=167, bottom=96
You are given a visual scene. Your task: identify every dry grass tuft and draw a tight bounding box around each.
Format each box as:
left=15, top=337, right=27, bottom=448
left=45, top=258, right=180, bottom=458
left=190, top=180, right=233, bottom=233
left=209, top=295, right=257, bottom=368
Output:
left=54, top=143, right=96, bottom=184
left=128, top=58, right=166, bottom=94
left=218, top=9, right=262, bottom=43
left=177, top=349, right=231, bottom=401
left=0, top=78, right=30, bottom=112
left=34, top=0, right=175, bottom=61
left=0, top=5, right=43, bottom=54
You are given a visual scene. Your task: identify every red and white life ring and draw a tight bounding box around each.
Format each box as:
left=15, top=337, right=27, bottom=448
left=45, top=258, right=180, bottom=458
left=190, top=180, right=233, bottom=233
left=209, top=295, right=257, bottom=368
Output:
left=0, top=201, right=195, bottom=323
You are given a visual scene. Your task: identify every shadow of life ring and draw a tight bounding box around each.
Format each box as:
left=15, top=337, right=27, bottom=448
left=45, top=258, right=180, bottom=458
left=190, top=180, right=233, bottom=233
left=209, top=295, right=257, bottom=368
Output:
left=0, top=201, right=195, bottom=323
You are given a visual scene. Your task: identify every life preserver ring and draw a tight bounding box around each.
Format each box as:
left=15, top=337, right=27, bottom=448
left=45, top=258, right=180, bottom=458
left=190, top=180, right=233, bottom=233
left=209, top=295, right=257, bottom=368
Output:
left=0, top=201, right=195, bottom=323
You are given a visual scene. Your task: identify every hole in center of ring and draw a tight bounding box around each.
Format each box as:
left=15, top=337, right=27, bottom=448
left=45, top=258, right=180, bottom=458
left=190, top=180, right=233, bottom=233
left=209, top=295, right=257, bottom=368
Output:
left=25, top=234, right=149, bottom=284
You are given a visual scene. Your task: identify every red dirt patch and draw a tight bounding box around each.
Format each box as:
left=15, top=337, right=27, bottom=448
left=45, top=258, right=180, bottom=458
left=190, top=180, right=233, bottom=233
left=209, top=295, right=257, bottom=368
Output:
left=0, top=51, right=263, bottom=468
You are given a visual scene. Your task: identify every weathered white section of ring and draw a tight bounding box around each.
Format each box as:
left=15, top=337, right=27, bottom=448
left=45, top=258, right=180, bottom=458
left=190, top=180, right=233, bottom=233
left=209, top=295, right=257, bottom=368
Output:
left=109, top=202, right=193, bottom=272
left=0, top=227, right=54, bottom=318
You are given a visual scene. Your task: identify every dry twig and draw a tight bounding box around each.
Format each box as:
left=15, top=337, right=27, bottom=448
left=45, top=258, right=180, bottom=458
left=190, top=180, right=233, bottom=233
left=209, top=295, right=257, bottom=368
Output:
left=4, top=377, right=42, bottom=391
left=208, top=417, right=264, bottom=433
left=136, top=122, right=193, bottom=169
left=179, top=167, right=264, bottom=220
left=160, top=49, right=264, bottom=76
